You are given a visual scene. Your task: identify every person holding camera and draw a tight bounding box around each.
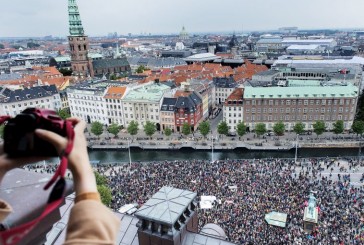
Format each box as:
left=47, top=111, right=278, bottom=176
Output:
left=0, top=117, right=120, bottom=244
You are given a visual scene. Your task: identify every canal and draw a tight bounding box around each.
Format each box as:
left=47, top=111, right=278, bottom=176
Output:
left=88, top=147, right=362, bottom=164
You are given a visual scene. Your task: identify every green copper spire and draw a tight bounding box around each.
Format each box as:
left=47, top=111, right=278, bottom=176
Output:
left=68, top=0, right=85, bottom=36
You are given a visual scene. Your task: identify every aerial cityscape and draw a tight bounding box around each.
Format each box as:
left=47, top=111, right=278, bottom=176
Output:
left=0, top=0, right=363, bottom=244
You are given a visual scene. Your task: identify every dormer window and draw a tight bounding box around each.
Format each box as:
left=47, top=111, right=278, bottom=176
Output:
left=26, top=94, right=31, bottom=99
left=38, top=93, right=42, bottom=97
left=15, top=96, right=20, bottom=101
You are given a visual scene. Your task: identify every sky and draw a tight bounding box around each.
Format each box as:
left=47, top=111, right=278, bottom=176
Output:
left=1, top=0, right=364, bottom=37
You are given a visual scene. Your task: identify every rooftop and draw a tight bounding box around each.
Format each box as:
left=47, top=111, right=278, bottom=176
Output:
left=104, top=86, right=127, bottom=100
left=135, top=186, right=196, bottom=226
left=123, top=82, right=170, bottom=102
left=243, top=83, right=358, bottom=99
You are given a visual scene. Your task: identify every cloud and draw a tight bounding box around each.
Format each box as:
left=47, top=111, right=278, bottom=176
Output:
left=1, top=0, right=364, bottom=37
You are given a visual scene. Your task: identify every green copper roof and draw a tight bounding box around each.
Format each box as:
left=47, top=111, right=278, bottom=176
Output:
left=68, top=0, right=85, bottom=36
left=244, top=83, right=358, bottom=99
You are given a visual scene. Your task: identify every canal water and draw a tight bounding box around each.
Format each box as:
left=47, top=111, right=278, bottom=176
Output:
left=88, top=148, right=362, bottom=164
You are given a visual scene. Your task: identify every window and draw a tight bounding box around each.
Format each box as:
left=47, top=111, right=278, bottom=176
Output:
left=304, top=100, right=308, bottom=105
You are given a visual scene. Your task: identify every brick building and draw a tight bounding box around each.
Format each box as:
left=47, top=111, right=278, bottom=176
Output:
left=224, top=82, right=359, bottom=133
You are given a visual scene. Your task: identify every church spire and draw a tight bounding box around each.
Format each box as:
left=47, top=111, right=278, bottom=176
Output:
left=68, top=0, right=85, bottom=36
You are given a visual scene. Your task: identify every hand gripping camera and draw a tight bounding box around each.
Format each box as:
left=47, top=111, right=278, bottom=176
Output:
left=4, top=108, right=67, bottom=157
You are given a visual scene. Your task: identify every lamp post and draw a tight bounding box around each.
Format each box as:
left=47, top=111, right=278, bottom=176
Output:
left=211, top=134, right=214, bottom=163
left=295, top=134, right=299, bottom=163
left=127, top=137, right=132, bottom=174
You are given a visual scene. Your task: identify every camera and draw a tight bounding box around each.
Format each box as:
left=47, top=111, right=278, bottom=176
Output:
left=4, top=108, right=67, bottom=157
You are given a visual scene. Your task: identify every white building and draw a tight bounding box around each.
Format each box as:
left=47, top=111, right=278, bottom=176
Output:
left=0, top=85, right=62, bottom=117
left=104, top=86, right=128, bottom=125
left=67, top=85, right=108, bottom=125
left=122, top=82, right=172, bottom=129
left=213, top=77, right=237, bottom=105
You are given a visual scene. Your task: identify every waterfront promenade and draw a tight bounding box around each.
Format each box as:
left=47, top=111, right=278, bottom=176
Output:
left=87, top=131, right=364, bottom=151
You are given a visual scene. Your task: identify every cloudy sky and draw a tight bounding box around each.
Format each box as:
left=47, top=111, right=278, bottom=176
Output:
left=1, top=0, right=364, bottom=37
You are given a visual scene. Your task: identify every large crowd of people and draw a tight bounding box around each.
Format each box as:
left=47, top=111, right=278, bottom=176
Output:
left=98, top=158, right=363, bottom=244
left=26, top=158, right=364, bottom=244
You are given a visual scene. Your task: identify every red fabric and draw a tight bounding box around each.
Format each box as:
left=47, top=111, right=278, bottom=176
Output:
left=0, top=109, right=75, bottom=245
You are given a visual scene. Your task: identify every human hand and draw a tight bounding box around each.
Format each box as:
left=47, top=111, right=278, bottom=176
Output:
left=35, top=118, right=89, bottom=173
left=35, top=118, right=97, bottom=195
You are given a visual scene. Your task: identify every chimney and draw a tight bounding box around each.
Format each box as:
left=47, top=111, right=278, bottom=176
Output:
left=135, top=186, right=198, bottom=245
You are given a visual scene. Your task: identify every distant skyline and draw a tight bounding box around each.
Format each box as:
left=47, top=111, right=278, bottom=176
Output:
left=1, top=0, right=364, bottom=37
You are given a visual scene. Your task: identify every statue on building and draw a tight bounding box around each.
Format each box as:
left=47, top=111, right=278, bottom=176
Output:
left=308, top=193, right=316, bottom=216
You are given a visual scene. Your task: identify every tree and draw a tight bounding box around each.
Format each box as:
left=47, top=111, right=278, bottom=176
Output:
left=136, top=65, right=146, bottom=74
left=332, top=120, right=344, bottom=135
left=313, top=120, right=326, bottom=137
left=57, top=108, right=71, bottom=120
left=109, top=74, right=117, bottom=80
left=352, top=120, right=364, bottom=135
left=217, top=121, right=229, bottom=136
left=0, top=125, right=4, bottom=139
left=97, top=184, right=112, bottom=206
left=293, top=122, right=305, bottom=135
left=94, top=172, right=108, bottom=186
left=91, top=121, right=104, bottom=138
left=164, top=127, right=172, bottom=137
left=144, top=121, right=156, bottom=139
left=236, top=121, right=246, bottom=137
left=59, top=68, right=73, bottom=76
left=108, top=123, right=121, bottom=138
left=182, top=123, right=191, bottom=136
left=273, top=121, right=285, bottom=136
left=355, top=89, right=364, bottom=121
left=255, top=123, right=267, bottom=137
left=199, top=121, right=210, bottom=138
left=0, top=44, right=4, bottom=49
left=94, top=172, right=112, bottom=206
left=27, top=42, right=40, bottom=49
left=127, top=120, right=139, bottom=138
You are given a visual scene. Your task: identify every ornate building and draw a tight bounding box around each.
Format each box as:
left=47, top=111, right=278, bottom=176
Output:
left=68, top=0, right=93, bottom=78
left=67, top=0, right=131, bottom=79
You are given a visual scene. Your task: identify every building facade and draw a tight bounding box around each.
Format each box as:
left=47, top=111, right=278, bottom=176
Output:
left=174, top=91, right=203, bottom=132
left=0, top=85, right=62, bottom=117
left=122, top=82, right=171, bottom=130
left=104, top=86, right=128, bottom=125
left=213, top=77, right=237, bottom=105
left=68, top=0, right=93, bottom=78
left=224, top=84, right=359, bottom=133
left=67, top=85, right=108, bottom=124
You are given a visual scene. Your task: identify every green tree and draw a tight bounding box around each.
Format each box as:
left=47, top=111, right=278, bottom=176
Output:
left=355, top=89, right=364, bottom=121
left=94, top=172, right=108, bottom=186
left=0, top=44, right=4, bottom=49
left=255, top=123, right=267, bottom=137
left=91, top=121, right=104, bottom=138
left=97, top=184, right=112, bottom=206
left=0, top=124, right=4, bottom=139
left=217, top=121, right=229, bottom=136
left=108, top=123, right=121, bottom=138
left=199, top=121, right=210, bottom=138
left=94, top=172, right=111, bottom=206
left=136, top=65, right=146, bottom=74
left=236, top=121, right=247, bottom=137
left=164, top=127, right=172, bottom=137
left=332, top=120, right=344, bottom=135
left=127, top=120, right=139, bottom=138
left=313, top=120, right=326, bottom=137
left=59, top=68, right=73, bottom=76
left=27, top=42, right=40, bottom=48
left=144, top=121, right=156, bottom=139
left=352, top=120, right=364, bottom=135
left=293, top=122, right=305, bottom=135
left=182, top=122, right=191, bottom=136
left=109, top=74, right=117, bottom=80
left=57, top=108, right=71, bottom=120
left=273, top=121, right=285, bottom=136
